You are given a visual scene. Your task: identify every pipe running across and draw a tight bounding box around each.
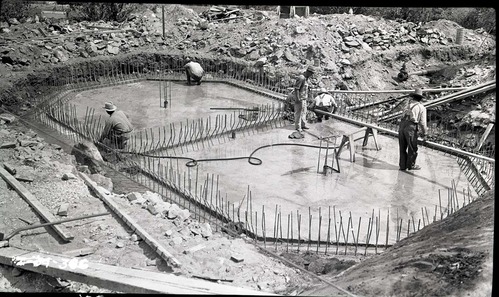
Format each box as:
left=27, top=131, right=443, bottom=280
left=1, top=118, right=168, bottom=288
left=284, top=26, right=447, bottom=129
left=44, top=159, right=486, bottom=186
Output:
left=312, top=86, right=469, bottom=94
left=379, top=80, right=496, bottom=122
left=315, top=109, right=495, bottom=163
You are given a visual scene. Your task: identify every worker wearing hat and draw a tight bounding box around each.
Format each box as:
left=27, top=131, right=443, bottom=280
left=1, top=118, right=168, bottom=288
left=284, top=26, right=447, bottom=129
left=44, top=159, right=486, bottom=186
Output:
left=398, top=88, right=428, bottom=170
left=311, top=87, right=338, bottom=122
left=184, top=58, right=205, bottom=85
left=292, top=65, right=316, bottom=133
left=99, top=102, right=134, bottom=149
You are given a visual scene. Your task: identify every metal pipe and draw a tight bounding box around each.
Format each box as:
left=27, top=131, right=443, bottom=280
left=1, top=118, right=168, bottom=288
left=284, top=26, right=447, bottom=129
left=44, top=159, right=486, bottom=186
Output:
left=324, top=87, right=469, bottom=94
left=314, top=109, right=495, bottom=163
left=0, top=212, right=110, bottom=241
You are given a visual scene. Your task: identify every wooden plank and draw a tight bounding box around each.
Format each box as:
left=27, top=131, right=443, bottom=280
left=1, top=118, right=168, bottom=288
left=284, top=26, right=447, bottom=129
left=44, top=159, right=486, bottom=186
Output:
left=475, top=122, right=494, bottom=152
left=0, top=247, right=270, bottom=295
left=0, top=167, right=74, bottom=242
left=78, top=172, right=182, bottom=268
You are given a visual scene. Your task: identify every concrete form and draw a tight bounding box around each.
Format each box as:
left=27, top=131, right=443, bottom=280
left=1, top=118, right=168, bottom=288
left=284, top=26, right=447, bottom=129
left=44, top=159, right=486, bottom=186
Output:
left=49, top=81, right=479, bottom=247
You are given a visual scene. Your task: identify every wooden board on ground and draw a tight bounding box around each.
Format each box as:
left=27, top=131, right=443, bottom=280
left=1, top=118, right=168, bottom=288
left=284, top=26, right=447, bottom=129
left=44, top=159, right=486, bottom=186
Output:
left=0, top=167, right=74, bottom=242
left=78, top=172, right=182, bottom=268
left=0, top=247, right=270, bottom=295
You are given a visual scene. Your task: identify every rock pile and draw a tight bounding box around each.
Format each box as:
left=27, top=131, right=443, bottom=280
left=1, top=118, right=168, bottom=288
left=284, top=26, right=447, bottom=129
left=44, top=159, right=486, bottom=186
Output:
left=125, top=190, right=213, bottom=239
left=0, top=117, right=62, bottom=167
left=0, top=6, right=495, bottom=89
left=0, top=14, right=168, bottom=70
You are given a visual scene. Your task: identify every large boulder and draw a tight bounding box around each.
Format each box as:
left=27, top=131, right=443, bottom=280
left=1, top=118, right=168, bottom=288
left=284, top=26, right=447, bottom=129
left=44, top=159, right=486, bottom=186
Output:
left=71, top=141, right=104, bottom=174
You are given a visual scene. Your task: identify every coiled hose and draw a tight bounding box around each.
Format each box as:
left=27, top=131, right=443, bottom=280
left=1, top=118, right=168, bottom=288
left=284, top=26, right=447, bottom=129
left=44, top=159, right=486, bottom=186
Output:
left=120, top=142, right=340, bottom=167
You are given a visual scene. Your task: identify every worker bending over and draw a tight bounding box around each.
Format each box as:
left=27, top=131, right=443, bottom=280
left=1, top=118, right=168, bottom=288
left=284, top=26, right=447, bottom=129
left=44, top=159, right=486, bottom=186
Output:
left=99, top=102, right=134, bottom=149
left=311, top=87, right=337, bottom=122
left=184, top=58, right=205, bottom=85
left=398, top=88, right=427, bottom=171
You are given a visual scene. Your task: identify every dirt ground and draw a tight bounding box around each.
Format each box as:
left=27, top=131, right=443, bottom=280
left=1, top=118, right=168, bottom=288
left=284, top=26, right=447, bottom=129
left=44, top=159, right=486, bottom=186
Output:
left=0, top=4, right=495, bottom=296
left=303, top=190, right=494, bottom=297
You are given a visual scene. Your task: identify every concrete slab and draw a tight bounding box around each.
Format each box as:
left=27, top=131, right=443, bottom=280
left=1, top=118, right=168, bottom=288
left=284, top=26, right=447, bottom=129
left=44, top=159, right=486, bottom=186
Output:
left=71, top=81, right=275, bottom=130
left=165, top=119, right=476, bottom=244
left=66, top=81, right=477, bottom=245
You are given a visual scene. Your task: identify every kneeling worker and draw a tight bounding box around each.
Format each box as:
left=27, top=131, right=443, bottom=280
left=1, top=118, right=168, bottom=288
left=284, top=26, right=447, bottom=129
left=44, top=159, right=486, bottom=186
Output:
left=99, top=102, right=134, bottom=149
left=184, top=58, right=205, bottom=85
left=312, top=87, right=337, bottom=122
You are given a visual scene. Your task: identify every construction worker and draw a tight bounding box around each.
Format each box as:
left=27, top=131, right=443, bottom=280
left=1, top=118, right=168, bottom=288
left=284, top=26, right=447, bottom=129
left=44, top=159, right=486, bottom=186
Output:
left=184, top=58, right=205, bottom=85
left=99, top=102, right=134, bottom=149
left=311, top=87, right=338, bottom=122
left=293, top=65, right=315, bottom=132
left=398, top=88, right=427, bottom=171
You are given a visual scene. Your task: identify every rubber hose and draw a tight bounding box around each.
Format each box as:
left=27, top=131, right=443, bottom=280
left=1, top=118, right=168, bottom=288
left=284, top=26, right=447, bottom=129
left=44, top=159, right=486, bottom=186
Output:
left=120, top=142, right=340, bottom=167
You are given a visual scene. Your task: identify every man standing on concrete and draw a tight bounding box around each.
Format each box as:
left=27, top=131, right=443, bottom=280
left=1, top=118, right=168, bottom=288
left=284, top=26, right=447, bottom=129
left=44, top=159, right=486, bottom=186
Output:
left=293, top=65, right=315, bottom=132
left=399, top=88, right=427, bottom=170
left=184, top=58, right=205, bottom=85
left=311, top=87, right=338, bottom=122
left=99, top=102, right=134, bottom=149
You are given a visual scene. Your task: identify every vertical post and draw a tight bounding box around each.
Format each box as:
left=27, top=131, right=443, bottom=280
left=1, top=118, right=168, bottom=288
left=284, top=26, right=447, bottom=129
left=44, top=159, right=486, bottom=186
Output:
left=262, top=205, right=266, bottom=248
left=162, top=5, right=165, bottom=38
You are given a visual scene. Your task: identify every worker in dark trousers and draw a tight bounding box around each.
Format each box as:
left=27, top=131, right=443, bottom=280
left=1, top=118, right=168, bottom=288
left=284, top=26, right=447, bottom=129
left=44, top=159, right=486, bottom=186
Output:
left=293, top=65, right=315, bottom=132
left=399, top=88, right=427, bottom=170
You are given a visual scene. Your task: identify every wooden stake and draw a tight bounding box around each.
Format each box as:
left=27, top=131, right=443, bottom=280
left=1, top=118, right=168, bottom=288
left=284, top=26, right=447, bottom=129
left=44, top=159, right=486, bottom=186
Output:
left=439, top=189, right=443, bottom=220
left=385, top=209, right=390, bottom=248
left=364, top=217, right=371, bottom=256
left=355, top=217, right=361, bottom=255
left=317, top=207, right=322, bottom=254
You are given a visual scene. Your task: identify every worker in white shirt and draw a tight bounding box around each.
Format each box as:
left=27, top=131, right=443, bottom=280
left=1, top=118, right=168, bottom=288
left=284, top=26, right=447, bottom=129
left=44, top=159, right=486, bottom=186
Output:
left=184, top=58, right=205, bottom=85
left=311, top=87, right=338, bottom=122
left=398, top=88, right=428, bottom=171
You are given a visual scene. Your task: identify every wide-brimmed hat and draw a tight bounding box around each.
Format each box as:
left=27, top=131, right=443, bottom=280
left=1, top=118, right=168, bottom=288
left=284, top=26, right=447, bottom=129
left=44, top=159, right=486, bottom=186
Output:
left=410, top=88, right=424, bottom=100
left=318, top=87, right=329, bottom=94
left=306, top=65, right=316, bottom=73
left=103, top=102, right=117, bottom=112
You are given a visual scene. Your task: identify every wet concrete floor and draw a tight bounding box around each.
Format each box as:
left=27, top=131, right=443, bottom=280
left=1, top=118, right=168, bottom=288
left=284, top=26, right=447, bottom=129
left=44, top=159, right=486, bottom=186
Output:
left=67, top=81, right=476, bottom=244
left=173, top=119, right=475, bottom=244
left=70, top=80, right=275, bottom=130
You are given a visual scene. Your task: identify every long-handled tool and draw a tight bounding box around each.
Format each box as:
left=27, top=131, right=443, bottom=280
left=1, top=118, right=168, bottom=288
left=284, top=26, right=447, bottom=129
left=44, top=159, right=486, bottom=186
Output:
left=210, top=107, right=260, bottom=111
left=0, top=212, right=110, bottom=242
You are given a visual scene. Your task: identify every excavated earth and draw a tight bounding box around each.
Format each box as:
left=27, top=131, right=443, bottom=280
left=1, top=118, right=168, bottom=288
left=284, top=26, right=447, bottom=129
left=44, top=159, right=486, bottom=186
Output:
left=0, top=4, right=495, bottom=296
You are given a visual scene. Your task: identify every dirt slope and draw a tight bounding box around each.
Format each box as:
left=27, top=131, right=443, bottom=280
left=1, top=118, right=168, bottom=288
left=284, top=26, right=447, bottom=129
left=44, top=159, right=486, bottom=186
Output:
left=303, top=190, right=494, bottom=297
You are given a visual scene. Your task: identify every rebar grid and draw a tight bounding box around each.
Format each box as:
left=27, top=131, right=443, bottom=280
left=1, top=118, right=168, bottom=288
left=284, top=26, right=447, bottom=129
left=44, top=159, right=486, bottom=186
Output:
left=24, top=54, right=494, bottom=256
left=34, top=93, right=486, bottom=255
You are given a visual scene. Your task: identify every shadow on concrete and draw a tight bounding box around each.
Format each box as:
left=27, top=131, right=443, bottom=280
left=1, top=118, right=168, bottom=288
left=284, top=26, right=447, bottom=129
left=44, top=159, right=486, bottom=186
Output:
left=357, top=152, right=400, bottom=171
